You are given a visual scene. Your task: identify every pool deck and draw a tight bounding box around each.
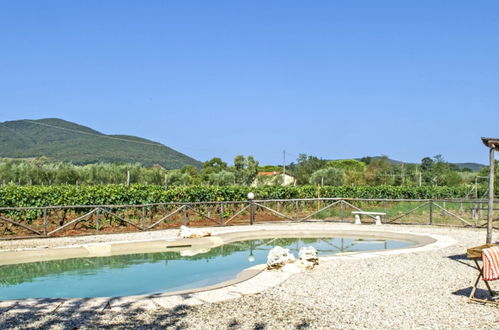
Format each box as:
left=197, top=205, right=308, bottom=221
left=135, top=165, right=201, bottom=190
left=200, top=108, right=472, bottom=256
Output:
left=1, top=222, right=498, bottom=329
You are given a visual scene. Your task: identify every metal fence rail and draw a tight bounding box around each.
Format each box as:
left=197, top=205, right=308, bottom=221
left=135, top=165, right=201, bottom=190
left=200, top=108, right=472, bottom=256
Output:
left=0, top=198, right=498, bottom=239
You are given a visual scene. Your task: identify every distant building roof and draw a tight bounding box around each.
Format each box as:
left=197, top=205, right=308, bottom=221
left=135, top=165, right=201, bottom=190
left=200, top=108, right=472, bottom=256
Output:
left=257, top=171, right=294, bottom=177
left=151, top=164, right=166, bottom=170
left=258, top=171, right=281, bottom=176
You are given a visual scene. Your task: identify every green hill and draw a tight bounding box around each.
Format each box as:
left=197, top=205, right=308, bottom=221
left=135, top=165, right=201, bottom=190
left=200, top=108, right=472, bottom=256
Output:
left=452, top=162, right=486, bottom=172
left=343, top=156, right=485, bottom=172
left=0, top=118, right=201, bottom=169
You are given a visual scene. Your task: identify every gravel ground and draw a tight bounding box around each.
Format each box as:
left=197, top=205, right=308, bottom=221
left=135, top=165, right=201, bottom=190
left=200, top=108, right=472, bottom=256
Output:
left=1, top=224, right=498, bottom=329
left=0, top=230, right=184, bottom=251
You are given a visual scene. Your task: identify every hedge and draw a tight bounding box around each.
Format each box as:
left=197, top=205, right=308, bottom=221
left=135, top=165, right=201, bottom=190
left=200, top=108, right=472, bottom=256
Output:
left=0, top=184, right=480, bottom=208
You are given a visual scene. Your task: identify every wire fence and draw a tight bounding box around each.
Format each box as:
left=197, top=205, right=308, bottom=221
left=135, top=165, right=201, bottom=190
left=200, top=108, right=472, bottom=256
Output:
left=0, top=198, right=497, bottom=239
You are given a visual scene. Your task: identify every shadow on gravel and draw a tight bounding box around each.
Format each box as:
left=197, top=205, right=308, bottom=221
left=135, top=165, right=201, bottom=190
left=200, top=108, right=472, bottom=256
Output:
left=295, top=319, right=311, bottom=329
left=227, top=319, right=241, bottom=328
left=0, top=300, right=313, bottom=329
left=446, top=254, right=475, bottom=269
left=452, top=287, right=491, bottom=300
left=0, top=301, right=193, bottom=329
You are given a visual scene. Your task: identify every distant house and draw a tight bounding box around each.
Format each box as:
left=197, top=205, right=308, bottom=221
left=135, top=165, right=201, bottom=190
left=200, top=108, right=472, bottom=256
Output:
left=151, top=164, right=166, bottom=170
left=252, top=171, right=296, bottom=186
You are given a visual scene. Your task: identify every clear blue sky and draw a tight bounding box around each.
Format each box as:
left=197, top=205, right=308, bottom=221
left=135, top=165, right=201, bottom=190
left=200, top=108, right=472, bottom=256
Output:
left=1, top=1, right=498, bottom=165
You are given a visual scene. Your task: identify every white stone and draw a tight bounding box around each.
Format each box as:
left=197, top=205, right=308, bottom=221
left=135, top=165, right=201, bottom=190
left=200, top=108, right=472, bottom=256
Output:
left=298, top=246, right=319, bottom=265
left=281, top=263, right=302, bottom=273
left=179, top=248, right=210, bottom=257
left=375, top=215, right=382, bottom=225
left=294, top=259, right=315, bottom=270
left=267, top=246, right=295, bottom=270
left=178, top=225, right=211, bottom=238
left=354, top=214, right=362, bottom=225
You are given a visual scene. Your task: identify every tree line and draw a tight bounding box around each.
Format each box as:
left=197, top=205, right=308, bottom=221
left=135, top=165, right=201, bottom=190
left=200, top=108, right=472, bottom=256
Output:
left=289, top=154, right=491, bottom=187
left=0, top=156, right=259, bottom=186
left=0, top=154, right=496, bottom=188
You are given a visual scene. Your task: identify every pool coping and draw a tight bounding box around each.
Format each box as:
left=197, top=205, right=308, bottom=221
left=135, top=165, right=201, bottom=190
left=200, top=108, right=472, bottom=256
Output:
left=0, top=228, right=435, bottom=266
left=0, top=225, right=457, bottom=313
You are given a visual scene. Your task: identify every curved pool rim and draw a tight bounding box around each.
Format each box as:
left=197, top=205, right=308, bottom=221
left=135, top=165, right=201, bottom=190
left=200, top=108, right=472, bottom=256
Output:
left=0, top=228, right=437, bottom=300
left=151, top=229, right=437, bottom=298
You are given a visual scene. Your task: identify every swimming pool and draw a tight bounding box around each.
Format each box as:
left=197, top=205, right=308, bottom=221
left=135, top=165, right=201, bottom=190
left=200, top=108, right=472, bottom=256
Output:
left=0, top=236, right=412, bottom=300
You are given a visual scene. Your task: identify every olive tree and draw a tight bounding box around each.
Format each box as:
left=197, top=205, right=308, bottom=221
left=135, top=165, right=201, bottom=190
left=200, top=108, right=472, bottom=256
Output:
left=309, top=167, right=345, bottom=186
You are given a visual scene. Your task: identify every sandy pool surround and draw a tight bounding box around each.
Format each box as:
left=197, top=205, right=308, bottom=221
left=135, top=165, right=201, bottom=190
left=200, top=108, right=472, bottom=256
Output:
left=0, top=227, right=453, bottom=309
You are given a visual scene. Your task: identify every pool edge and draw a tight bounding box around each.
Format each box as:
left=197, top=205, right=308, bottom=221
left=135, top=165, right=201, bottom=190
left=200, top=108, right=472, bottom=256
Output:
left=0, top=226, right=456, bottom=310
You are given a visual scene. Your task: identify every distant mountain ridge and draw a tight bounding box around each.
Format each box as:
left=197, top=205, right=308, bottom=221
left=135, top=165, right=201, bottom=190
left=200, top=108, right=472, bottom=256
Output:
left=355, top=156, right=486, bottom=172
left=0, top=118, right=201, bottom=169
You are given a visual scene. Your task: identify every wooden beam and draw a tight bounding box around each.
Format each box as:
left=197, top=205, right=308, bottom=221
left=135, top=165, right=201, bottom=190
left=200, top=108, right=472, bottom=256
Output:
left=486, top=147, right=495, bottom=243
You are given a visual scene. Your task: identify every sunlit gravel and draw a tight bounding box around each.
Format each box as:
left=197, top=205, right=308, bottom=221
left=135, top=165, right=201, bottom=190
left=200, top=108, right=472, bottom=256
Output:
left=1, top=224, right=498, bottom=329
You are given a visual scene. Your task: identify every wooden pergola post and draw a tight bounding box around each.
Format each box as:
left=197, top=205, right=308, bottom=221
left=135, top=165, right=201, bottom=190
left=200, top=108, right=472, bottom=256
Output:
left=482, top=137, right=498, bottom=244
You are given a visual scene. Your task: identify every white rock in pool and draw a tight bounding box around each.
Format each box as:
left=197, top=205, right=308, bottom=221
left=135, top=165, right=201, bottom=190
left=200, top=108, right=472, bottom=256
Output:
left=298, top=246, right=319, bottom=265
left=179, top=248, right=210, bottom=257
left=178, top=225, right=211, bottom=238
left=267, top=246, right=295, bottom=270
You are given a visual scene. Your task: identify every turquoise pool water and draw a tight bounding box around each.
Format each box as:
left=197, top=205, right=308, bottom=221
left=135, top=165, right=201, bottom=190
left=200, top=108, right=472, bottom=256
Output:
left=0, top=237, right=411, bottom=300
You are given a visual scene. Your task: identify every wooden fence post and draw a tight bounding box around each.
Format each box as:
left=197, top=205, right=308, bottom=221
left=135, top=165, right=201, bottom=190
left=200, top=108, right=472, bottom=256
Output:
left=250, top=201, right=255, bottom=225
left=429, top=200, right=433, bottom=225
left=96, top=208, right=100, bottom=231
left=141, top=206, right=146, bottom=230
left=183, top=205, right=189, bottom=226
left=220, top=202, right=224, bottom=226
left=43, top=208, right=47, bottom=236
